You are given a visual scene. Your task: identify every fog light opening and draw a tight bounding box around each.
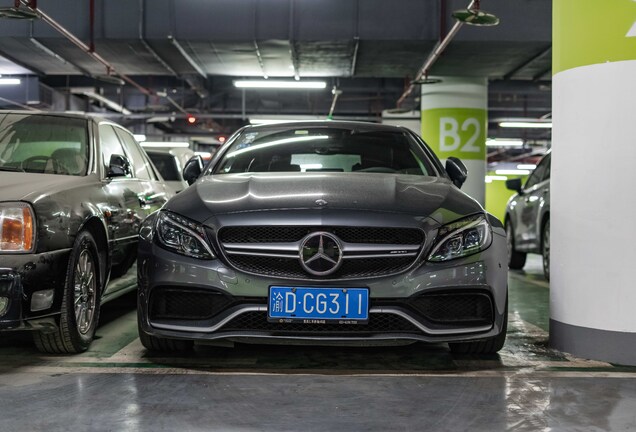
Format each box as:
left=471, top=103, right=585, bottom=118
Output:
left=31, top=289, right=54, bottom=312
left=0, top=296, right=9, bottom=316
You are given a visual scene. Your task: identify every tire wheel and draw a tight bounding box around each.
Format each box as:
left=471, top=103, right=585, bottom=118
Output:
left=542, top=219, right=550, bottom=281
left=34, top=231, right=102, bottom=354
left=505, top=221, right=527, bottom=270
left=449, top=296, right=508, bottom=355
left=137, top=312, right=193, bottom=353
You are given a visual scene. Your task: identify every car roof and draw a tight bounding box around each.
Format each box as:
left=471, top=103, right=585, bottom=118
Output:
left=0, top=110, right=113, bottom=122
left=243, top=120, right=410, bottom=133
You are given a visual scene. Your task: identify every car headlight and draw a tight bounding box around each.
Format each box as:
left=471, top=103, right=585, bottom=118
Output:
left=155, top=211, right=215, bottom=259
left=428, top=214, right=492, bottom=262
left=0, top=202, right=35, bottom=253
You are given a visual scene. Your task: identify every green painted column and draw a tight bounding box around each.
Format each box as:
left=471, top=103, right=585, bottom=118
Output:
left=420, top=77, right=487, bottom=205
left=550, top=0, right=636, bottom=365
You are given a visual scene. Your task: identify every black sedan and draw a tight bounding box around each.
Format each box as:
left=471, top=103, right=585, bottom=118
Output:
left=138, top=121, right=508, bottom=354
left=0, top=111, right=171, bottom=353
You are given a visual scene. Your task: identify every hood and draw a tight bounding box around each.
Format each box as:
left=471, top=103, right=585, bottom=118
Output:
left=0, top=172, right=91, bottom=203
left=166, top=172, right=483, bottom=223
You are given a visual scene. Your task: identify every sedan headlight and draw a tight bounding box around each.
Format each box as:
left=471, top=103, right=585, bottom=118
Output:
left=155, top=211, right=215, bottom=259
left=0, top=202, right=35, bottom=253
left=428, top=214, right=492, bottom=262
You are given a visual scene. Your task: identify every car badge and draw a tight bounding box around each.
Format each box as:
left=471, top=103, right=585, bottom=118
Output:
left=299, top=232, right=343, bottom=276
left=315, top=199, right=328, bottom=207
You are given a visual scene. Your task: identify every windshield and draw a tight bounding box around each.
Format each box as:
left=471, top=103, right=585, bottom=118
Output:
left=213, top=127, right=437, bottom=176
left=0, top=114, right=89, bottom=176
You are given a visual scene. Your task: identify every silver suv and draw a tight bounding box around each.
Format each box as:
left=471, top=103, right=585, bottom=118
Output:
left=504, top=151, right=551, bottom=280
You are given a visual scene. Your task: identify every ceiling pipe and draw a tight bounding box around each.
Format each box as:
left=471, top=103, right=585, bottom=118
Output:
left=18, top=0, right=196, bottom=116
left=18, top=0, right=152, bottom=96
left=396, top=0, right=476, bottom=107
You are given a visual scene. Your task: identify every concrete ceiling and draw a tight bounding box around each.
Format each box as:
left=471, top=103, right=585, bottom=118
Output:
left=0, top=0, right=552, bottom=144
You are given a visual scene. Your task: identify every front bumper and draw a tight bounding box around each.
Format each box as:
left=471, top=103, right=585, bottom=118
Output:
left=0, top=249, right=70, bottom=330
left=138, top=227, right=508, bottom=345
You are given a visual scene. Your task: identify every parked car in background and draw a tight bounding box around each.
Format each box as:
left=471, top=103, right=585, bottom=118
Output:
left=0, top=111, right=172, bottom=353
left=145, top=147, right=195, bottom=194
left=504, top=151, right=551, bottom=280
left=137, top=121, right=509, bottom=355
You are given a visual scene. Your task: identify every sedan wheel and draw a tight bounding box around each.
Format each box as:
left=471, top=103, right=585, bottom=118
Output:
left=34, top=231, right=102, bottom=353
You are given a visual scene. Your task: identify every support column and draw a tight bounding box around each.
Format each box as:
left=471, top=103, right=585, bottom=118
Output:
left=550, top=0, right=636, bottom=365
left=420, top=77, right=487, bottom=205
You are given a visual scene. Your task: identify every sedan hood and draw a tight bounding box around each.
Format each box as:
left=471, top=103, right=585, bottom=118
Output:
left=166, top=173, right=483, bottom=223
left=0, top=172, right=90, bottom=202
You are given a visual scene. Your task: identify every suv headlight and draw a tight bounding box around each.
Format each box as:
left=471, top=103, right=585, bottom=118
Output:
left=155, top=211, right=215, bottom=259
left=428, top=214, right=492, bottom=262
left=0, top=202, right=35, bottom=253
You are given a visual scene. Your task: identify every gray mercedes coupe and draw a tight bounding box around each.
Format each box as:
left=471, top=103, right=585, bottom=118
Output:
left=137, top=121, right=509, bottom=354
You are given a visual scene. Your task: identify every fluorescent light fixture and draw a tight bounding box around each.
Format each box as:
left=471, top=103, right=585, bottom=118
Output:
left=0, top=78, right=21, bottom=85
left=485, top=175, right=508, bottom=182
left=133, top=134, right=147, bottom=142
left=495, top=169, right=530, bottom=176
left=141, top=141, right=190, bottom=148
left=499, top=121, right=552, bottom=129
left=195, top=151, right=212, bottom=158
left=486, top=138, right=523, bottom=147
left=234, top=80, right=327, bottom=90
left=517, top=164, right=537, bottom=170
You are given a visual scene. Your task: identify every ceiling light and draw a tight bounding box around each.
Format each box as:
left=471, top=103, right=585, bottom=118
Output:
left=485, top=175, right=508, bottom=183
left=495, top=169, right=530, bottom=176
left=517, top=164, right=537, bottom=170
left=486, top=138, right=524, bottom=147
left=133, top=134, right=147, bottom=142
left=0, top=78, right=21, bottom=85
left=499, top=121, right=552, bottom=129
left=234, top=80, right=327, bottom=90
left=141, top=142, right=190, bottom=148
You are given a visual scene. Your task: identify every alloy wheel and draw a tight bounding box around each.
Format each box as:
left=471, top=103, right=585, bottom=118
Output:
left=73, top=249, right=97, bottom=335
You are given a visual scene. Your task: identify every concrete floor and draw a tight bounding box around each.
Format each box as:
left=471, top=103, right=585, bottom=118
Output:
left=1, top=256, right=635, bottom=431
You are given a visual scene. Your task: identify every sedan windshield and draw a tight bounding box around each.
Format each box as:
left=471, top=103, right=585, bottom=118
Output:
left=214, top=126, right=437, bottom=176
left=0, top=114, right=89, bottom=176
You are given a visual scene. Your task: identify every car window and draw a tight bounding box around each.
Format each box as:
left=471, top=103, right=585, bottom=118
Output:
left=0, top=114, right=88, bottom=176
left=114, top=128, right=152, bottom=180
left=214, top=127, right=435, bottom=176
left=147, top=152, right=180, bottom=181
left=99, top=124, right=129, bottom=177
left=541, top=154, right=551, bottom=182
left=524, top=155, right=549, bottom=190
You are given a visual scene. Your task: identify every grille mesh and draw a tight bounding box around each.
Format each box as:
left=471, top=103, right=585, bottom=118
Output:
left=402, top=293, right=493, bottom=325
left=150, top=288, right=233, bottom=321
left=228, top=255, right=415, bottom=279
left=222, top=311, right=421, bottom=334
left=219, top=226, right=424, bottom=245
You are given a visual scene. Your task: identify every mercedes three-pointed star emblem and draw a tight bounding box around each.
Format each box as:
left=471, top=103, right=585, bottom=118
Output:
left=299, top=232, right=343, bottom=276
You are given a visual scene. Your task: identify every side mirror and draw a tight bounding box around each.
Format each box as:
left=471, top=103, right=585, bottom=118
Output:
left=505, top=178, right=523, bottom=194
left=108, top=154, right=131, bottom=178
left=445, top=157, right=468, bottom=189
left=183, top=155, right=204, bottom=185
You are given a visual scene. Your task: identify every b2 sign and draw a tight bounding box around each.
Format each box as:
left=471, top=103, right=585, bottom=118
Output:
left=421, top=108, right=486, bottom=160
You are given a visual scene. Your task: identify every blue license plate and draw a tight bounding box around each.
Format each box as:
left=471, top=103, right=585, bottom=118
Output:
left=268, top=287, right=369, bottom=323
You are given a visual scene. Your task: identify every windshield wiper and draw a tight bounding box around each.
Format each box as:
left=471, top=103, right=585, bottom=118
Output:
left=0, top=166, right=25, bottom=172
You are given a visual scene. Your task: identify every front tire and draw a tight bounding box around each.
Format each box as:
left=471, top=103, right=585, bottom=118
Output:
left=34, top=231, right=101, bottom=354
left=505, top=221, right=527, bottom=270
left=137, top=311, right=193, bottom=353
left=449, top=296, right=508, bottom=355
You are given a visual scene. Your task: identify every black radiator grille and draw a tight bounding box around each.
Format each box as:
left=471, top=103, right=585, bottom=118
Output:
left=218, top=226, right=424, bottom=245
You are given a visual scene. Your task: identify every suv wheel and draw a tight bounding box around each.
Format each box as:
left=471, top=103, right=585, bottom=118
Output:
left=506, top=221, right=527, bottom=269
